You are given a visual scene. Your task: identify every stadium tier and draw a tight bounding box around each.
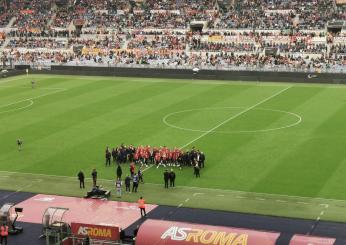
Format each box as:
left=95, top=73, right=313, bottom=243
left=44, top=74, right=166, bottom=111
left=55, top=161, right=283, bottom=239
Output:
left=0, top=0, right=344, bottom=72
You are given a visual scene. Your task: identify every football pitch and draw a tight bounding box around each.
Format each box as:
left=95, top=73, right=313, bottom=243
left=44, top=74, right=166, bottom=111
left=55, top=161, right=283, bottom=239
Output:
left=0, top=74, right=346, bottom=222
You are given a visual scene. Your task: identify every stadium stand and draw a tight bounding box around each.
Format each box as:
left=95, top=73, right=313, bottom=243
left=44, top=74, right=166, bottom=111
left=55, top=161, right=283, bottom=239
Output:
left=0, top=0, right=344, bottom=72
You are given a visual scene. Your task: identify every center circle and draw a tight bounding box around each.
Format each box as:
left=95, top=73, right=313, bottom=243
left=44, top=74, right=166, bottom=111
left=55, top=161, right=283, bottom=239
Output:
left=162, top=107, right=302, bottom=134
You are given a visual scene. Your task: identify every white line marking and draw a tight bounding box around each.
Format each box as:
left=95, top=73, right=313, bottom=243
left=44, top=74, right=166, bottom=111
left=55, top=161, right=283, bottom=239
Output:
left=256, top=198, right=266, bottom=201
left=0, top=87, right=66, bottom=114
left=0, top=99, right=34, bottom=114
left=217, top=194, right=225, bottom=197
left=185, top=198, right=190, bottom=202
left=1, top=179, right=42, bottom=200
left=0, top=76, right=28, bottom=85
left=0, top=88, right=66, bottom=107
left=163, top=106, right=302, bottom=134
left=178, top=203, right=183, bottom=208
left=179, top=86, right=291, bottom=148
left=193, top=193, right=205, bottom=197
left=1, top=170, right=345, bottom=204
left=142, top=165, right=153, bottom=173
left=235, top=196, right=246, bottom=199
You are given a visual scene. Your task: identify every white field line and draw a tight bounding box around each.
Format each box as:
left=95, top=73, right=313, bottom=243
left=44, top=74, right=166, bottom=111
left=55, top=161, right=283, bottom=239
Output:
left=0, top=75, right=28, bottom=85
left=179, top=86, right=292, bottom=149
left=1, top=170, right=346, bottom=204
left=142, top=165, right=153, bottom=173
left=0, top=99, right=34, bottom=114
left=0, top=75, right=344, bottom=206
left=0, top=179, right=42, bottom=201
left=163, top=107, right=302, bottom=134
left=0, top=88, right=66, bottom=108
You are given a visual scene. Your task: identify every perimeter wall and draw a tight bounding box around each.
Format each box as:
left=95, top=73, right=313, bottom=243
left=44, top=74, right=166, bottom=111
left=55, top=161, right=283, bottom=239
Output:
left=12, top=65, right=346, bottom=84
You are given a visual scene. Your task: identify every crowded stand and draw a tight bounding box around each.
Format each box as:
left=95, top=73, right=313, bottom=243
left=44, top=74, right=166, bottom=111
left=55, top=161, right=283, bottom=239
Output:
left=0, top=0, right=344, bottom=72
left=127, top=34, right=186, bottom=50
left=7, top=38, right=67, bottom=49
left=330, top=43, right=346, bottom=55
left=68, top=36, right=124, bottom=49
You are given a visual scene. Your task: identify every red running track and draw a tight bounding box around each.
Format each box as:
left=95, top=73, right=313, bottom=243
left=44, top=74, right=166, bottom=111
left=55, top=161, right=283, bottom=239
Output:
left=15, top=194, right=157, bottom=229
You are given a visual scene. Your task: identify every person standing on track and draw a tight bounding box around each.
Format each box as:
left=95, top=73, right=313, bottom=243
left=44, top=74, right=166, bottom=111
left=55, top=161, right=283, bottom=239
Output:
left=78, top=170, right=85, bottom=189
left=0, top=223, right=9, bottom=245
left=138, top=196, right=146, bottom=218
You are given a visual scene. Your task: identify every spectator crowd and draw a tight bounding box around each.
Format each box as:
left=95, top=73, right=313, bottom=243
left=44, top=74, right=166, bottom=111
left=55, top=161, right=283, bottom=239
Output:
left=0, top=0, right=344, bottom=72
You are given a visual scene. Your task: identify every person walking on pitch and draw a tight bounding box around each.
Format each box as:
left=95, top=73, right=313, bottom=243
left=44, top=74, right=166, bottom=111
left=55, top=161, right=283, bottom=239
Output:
left=17, top=138, right=23, bottom=151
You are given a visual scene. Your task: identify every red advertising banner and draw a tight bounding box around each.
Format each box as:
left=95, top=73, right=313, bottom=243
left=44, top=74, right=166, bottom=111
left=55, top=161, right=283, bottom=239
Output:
left=136, top=219, right=280, bottom=245
left=289, top=235, right=335, bottom=245
left=71, top=223, right=119, bottom=241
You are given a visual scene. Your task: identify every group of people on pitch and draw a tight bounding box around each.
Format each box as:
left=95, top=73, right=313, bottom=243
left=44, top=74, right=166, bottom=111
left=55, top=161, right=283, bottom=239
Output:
left=105, top=144, right=206, bottom=169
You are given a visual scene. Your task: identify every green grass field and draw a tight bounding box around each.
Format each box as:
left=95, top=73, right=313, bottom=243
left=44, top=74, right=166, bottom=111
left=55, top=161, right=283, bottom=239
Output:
left=0, top=74, right=346, bottom=222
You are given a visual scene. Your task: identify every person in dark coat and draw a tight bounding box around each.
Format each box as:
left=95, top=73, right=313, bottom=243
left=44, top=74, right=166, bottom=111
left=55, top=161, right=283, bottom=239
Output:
left=112, top=148, right=117, bottom=163
left=132, top=174, right=139, bottom=192
left=17, top=138, right=23, bottom=151
left=91, top=168, right=97, bottom=187
left=169, top=169, right=176, bottom=187
left=125, top=175, right=131, bottom=193
left=116, top=164, right=122, bottom=179
left=138, top=168, right=144, bottom=183
left=199, top=151, right=205, bottom=168
left=78, top=170, right=85, bottom=188
left=105, top=150, right=111, bottom=166
left=164, top=170, right=170, bottom=188
left=84, top=236, right=90, bottom=245
left=194, top=163, right=200, bottom=178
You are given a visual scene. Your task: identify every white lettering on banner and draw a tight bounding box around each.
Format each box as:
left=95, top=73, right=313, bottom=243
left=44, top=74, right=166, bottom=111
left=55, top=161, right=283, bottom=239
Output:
left=77, top=226, right=112, bottom=238
left=161, top=226, right=191, bottom=241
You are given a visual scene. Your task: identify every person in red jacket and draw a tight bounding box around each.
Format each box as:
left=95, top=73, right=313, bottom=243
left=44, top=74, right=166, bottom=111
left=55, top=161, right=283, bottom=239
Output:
left=0, top=223, right=8, bottom=245
left=138, top=196, right=146, bottom=218
left=130, top=163, right=135, bottom=177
